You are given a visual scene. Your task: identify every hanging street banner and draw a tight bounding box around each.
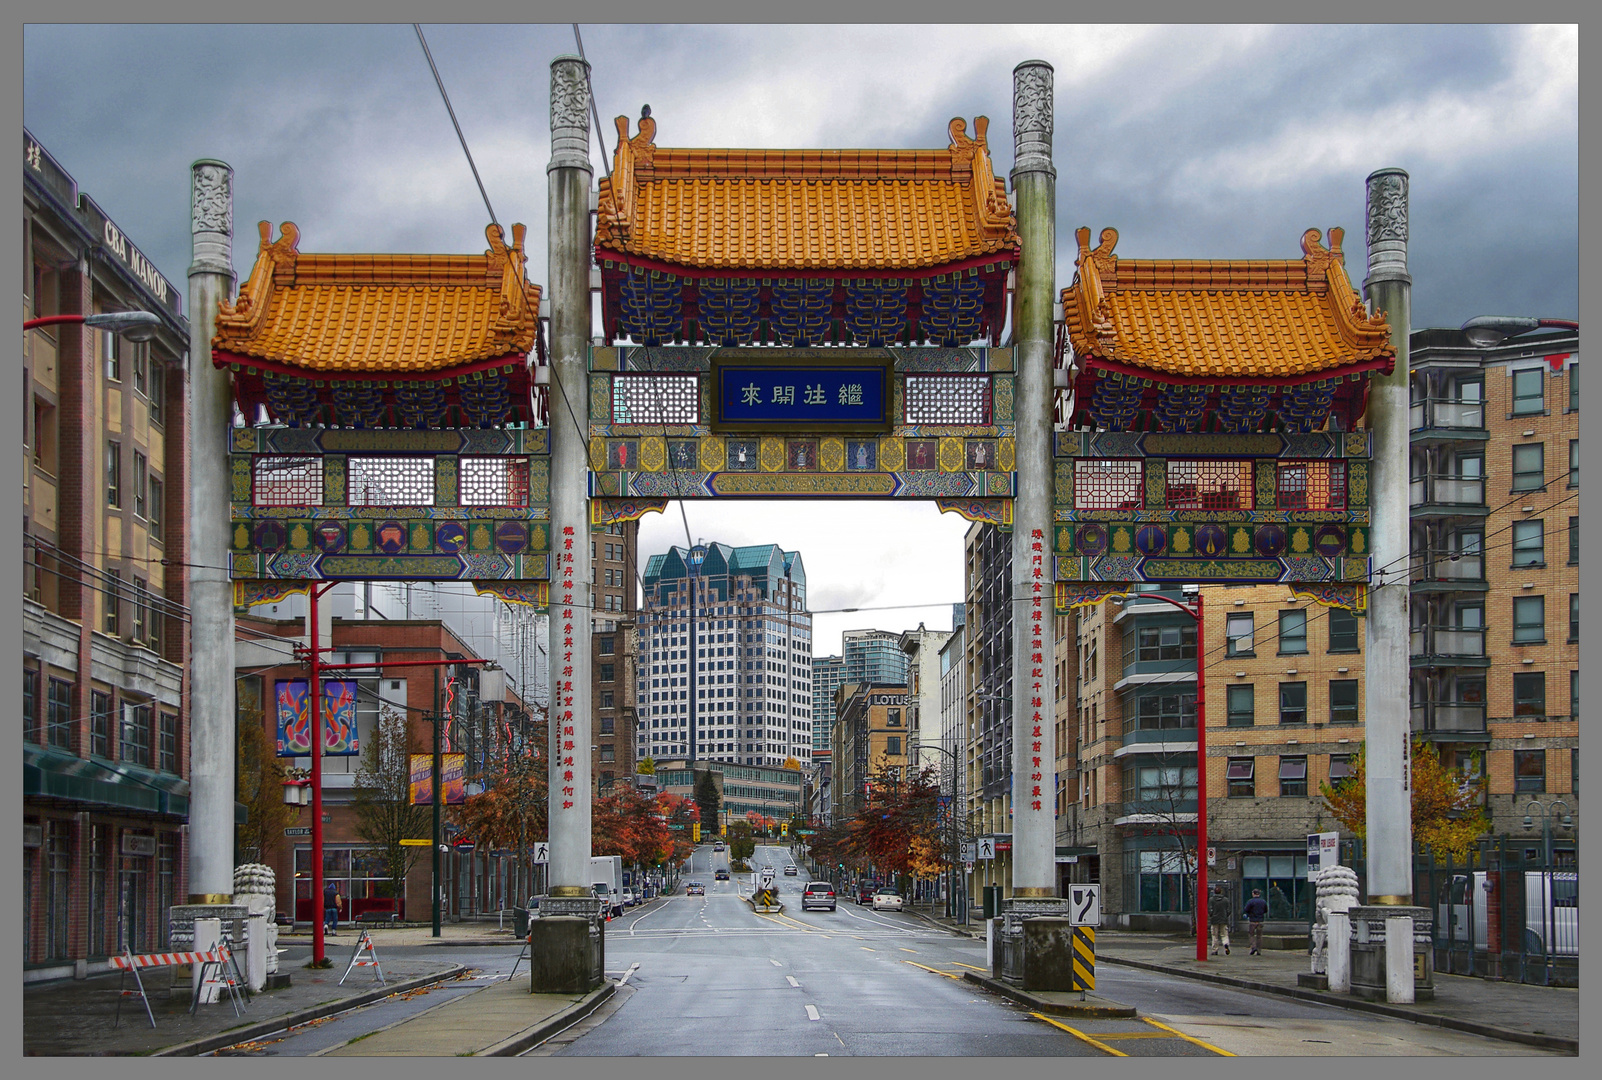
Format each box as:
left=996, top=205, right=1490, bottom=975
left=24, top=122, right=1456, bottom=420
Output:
left=275, top=679, right=361, bottom=757
left=409, top=754, right=432, bottom=806
left=441, top=752, right=466, bottom=805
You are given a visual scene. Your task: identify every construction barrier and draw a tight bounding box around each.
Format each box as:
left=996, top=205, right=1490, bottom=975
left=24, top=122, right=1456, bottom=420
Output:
left=1071, top=926, right=1096, bottom=991
left=339, top=929, right=387, bottom=986
left=110, top=945, right=248, bottom=1028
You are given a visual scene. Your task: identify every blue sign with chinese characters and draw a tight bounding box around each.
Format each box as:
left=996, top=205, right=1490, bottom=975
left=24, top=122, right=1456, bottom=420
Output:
left=715, top=365, right=889, bottom=430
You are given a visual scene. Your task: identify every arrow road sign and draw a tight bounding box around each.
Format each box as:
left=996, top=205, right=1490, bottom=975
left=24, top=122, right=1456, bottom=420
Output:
left=1069, top=884, right=1101, bottom=927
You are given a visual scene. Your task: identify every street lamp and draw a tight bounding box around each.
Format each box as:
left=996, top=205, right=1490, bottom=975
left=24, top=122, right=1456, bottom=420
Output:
left=1460, top=316, right=1578, bottom=348
left=25, top=310, right=164, bottom=342
left=1111, top=585, right=1210, bottom=962
left=916, top=740, right=968, bottom=923
left=1521, top=799, right=1573, bottom=867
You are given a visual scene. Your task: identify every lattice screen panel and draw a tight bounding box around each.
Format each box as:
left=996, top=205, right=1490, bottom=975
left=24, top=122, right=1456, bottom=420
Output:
left=904, top=375, right=991, bottom=426
left=459, top=457, right=531, bottom=507
left=347, top=457, right=436, bottom=506
left=1073, top=459, right=1143, bottom=510
left=1277, top=461, right=1347, bottom=510
left=1165, top=459, right=1254, bottom=510
left=252, top=457, right=323, bottom=506
left=612, top=374, right=700, bottom=425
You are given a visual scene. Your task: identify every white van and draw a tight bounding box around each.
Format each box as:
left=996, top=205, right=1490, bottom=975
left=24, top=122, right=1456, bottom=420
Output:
left=1437, top=871, right=1577, bottom=956
left=590, top=855, right=624, bottom=918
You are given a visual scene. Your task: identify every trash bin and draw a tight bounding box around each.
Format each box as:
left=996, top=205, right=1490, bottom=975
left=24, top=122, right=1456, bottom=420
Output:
left=513, top=907, right=531, bottom=938
left=983, top=885, right=1003, bottom=920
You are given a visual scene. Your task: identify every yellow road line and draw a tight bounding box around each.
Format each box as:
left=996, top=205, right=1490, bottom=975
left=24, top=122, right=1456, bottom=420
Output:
left=902, top=960, right=962, bottom=980
left=1090, top=1032, right=1182, bottom=1040
left=859, top=947, right=876, bottom=952
left=752, top=912, right=814, bottom=934
left=899, top=948, right=918, bottom=953
left=1028, top=1013, right=1127, bottom=1057
left=950, top=962, right=988, bottom=972
left=1141, top=1017, right=1236, bottom=1056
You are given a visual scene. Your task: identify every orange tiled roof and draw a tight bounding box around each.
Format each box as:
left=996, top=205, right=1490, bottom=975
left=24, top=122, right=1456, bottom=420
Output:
left=1060, top=226, right=1393, bottom=381
left=212, top=222, right=540, bottom=374
left=595, top=115, right=1019, bottom=272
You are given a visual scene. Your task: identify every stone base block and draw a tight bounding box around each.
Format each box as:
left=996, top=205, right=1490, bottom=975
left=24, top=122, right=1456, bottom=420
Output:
left=528, top=916, right=603, bottom=994
left=1297, top=972, right=1329, bottom=990
left=264, top=972, right=293, bottom=989
left=1020, top=917, right=1077, bottom=992
left=1348, top=905, right=1434, bottom=1002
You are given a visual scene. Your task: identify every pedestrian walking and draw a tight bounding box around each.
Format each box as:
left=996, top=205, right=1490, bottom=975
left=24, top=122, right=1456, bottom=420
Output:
left=1243, top=887, right=1268, bottom=954
left=324, top=881, right=341, bottom=935
left=1208, top=886, right=1232, bottom=955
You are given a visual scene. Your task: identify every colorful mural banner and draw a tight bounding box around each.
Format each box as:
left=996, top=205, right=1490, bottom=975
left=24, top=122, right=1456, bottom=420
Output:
left=409, top=754, right=433, bottom=806
left=275, top=679, right=361, bottom=757
left=441, top=753, right=466, bottom=805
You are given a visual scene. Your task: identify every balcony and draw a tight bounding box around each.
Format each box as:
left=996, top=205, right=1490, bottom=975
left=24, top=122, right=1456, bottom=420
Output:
left=1409, top=549, right=1488, bottom=593
left=1410, top=702, right=1489, bottom=739
left=1409, top=626, right=1489, bottom=668
left=1410, top=398, right=1487, bottom=443
left=1409, top=475, right=1487, bottom=516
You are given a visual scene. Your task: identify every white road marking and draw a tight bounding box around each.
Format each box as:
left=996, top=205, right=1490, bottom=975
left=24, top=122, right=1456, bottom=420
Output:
left=617, top=962, right=640, bottom=986
left=769, top=958, right=783, bottom=967
left=786, top=976, right=800, bottom=987
left=805, top=1004, right=821, bottom=1021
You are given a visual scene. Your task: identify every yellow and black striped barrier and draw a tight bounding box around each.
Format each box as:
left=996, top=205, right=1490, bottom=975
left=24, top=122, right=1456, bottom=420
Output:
left=1071, top=926, right=1095, bottom=991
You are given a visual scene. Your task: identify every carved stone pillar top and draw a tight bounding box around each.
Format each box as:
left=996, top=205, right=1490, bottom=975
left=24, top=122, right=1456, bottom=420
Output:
left=1011, top=59, right=1056, bottom=182
left=189, top=159, right=234, bottom=279
left=549, top=54, right=594, bottom=175
left=1364, top=167, right=1409, bottom=285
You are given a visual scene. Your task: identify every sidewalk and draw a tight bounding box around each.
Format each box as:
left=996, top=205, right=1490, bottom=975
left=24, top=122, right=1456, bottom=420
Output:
left=902, top=907, right=1577, bottom=1053
left=23, top=954, right=466, bottom=1057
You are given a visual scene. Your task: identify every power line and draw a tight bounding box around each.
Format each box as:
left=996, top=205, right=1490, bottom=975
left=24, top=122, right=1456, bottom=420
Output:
left=412, top=23, right=498, bottom=229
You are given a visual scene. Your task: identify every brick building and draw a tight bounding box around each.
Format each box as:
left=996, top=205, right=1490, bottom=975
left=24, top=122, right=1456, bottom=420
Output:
left=591, top=519, right=639, bottom=795
left=829, top=682, right=912, bottom=824
left=24, top=130, right=194, bottom=979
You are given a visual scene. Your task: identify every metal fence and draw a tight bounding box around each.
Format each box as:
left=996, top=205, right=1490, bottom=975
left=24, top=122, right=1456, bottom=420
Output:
left=1344, top=836, right=1577, bottom=987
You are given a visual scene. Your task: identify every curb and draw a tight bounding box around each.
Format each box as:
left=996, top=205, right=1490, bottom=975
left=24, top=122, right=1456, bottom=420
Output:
left=150, top=963, right=469, bottom=1057
left=962, top=971, right=1138, bottom=1018
left=744, top=897, right=784, bottom=914
left=476, top=981, right=617, bottom=1056
left=1098, top=954, right=1577, bottom=1054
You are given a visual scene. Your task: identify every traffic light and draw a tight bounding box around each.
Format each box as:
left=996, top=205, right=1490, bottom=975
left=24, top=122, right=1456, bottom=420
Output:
left=781, top=823, right=788, bottom=837
left=692, top=823, right=701, bottom=842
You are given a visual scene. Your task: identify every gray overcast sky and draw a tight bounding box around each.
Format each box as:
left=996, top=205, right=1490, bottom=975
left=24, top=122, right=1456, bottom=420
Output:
left=23, top=23, right=1577, bottom=654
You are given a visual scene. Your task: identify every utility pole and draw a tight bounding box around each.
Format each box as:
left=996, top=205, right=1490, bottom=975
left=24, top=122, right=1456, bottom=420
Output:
left=431, top=665, right=442, bottom=937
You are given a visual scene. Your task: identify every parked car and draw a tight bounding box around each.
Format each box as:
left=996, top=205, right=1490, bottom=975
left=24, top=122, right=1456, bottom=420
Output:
left=621, top=889, right=636, bottom=907
left=784, top=865, right=799, bottom=876
left=715, top=869, right=730, bottom=881
left=870, top=889, right=904, bottom=912
left=714, top=843, right=726, bottom=852
left=802, top=882, right=837, bottom=912
left=686, top=881, right=705, bottom=895
left=857, top=882, right=875, bottom=905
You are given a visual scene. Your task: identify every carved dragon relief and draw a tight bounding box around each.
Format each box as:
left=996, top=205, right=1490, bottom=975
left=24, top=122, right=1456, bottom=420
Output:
left=192, top=163, right=232, bottom=235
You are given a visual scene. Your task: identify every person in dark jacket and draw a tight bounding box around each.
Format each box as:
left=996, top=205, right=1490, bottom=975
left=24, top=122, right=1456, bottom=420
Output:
left=1243, top=888, right=1269, bottom=954
left=324, top=882, right=341, bottom=935
left=1207, top=886, right=1232, bottom=955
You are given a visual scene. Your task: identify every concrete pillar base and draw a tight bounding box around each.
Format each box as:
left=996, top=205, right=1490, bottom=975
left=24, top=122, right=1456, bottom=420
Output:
left=1018, top=916, right=1078, bottom=992
left=1346, top=905, right=1433, bottom=1002
left=528, top=916, right=604, bottom=994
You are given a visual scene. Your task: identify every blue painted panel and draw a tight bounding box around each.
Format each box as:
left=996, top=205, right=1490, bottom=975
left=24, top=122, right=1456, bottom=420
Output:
left=716, top=366, right=888, bottom=427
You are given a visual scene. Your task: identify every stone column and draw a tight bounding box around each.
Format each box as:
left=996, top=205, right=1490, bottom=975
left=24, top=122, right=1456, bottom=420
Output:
left=1362, top=166, right=1415, bottom=1002
left=186, top=160, right=237, bottom=903
left=545, top=54, right=595, bottom=903
left=1008, top=59, right=1058, bottom=902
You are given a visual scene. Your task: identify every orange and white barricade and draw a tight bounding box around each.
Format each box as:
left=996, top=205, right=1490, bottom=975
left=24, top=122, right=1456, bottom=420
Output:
left=110, top=945, right=247, bottom=1027
left=339, top=928, right=386, bottom=986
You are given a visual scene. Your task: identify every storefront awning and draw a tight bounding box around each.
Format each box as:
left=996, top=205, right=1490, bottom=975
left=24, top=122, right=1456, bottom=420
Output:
left=25, top=745, right=160, bottom=813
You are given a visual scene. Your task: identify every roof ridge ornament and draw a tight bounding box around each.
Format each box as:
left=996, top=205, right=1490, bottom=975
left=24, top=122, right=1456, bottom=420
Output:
left=215, top=220, right=297, bottom=337
left=949, top=117, right=1012, bottom=239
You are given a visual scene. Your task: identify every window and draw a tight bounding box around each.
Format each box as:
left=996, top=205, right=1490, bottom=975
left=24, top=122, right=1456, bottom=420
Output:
left=885, top=736, right=902, bottom=756
left=104, top=327, right=121, bottom=382
left=47, top=677, right=73, bottom=750
left=887, top=708, right=902, bottom=727
left=1225, top=613, right=1255, bottom=657
left=459, top=457, right=531, bottom=507
left=132, top=579, right=148, bottom=643
left=1126, top=763, right=1198, bottom=805
left=1514, top=749, right=1545, bottom=793
left=1279, top=756, right=1308, bottom=797
left=1513, top=672, right=1546, bottom=718
left=252, top=456, right=323, bottom=506
left=1277, top=461, right=1347, bottom=510
left=119, top=701, right=153, bottom=766
left=599, top=745, right=615, bottom=762
left=1511, top=368, right=1544, bottom=415
left=1568, top=365, right=1577, bottom=412
left=1569, top=593, right=1579, bottom=642
left=1279, top=682, right=1307, bottom=725
left=1135, top=624, right=1196, bottom=662
left=347, top=457, right=434, bottom=506
left=1327, top=608, right=1359, bottom=653
left=1278, top=610, right=1307, bottom=655
left=600, top=715, right=615, bottom=735
left=598, top=636, right=615, bottom=655
left=133, top=343, right=147, bottom=395
left=25, top=668, right=38, bottom=742
left=1513, top=596, right=1545, bottom=644
left=1227, top=758, right=1255, bottom=797
left=1329, top=679, right=1359, bottom=725
left=148, top=477, right=163, bottom=542
left=1570, top=671, right=1578, bottom=722
left=1328, top=755, right=1353, bottom=783
left=159, top=712, right=179, bottom=773
left=106, top=441, right=121, bottom=507
left=1126, top=691, right=1196, bottom=733
left=1511, top=443, right=1545, bottom=492
left=600, top=691, right=613, bottom=708
left=1569, top=440, right=1577, bottom=488
left=600, top=663, right=615, bottom=683
left=1073, top=459, right=1143, bottom=510
left=1512, top=520, right=1544, bottom=567
left=132, top=452, right=148, bottom=519
left=1166, top=459, right=1253, bottom=510
left=1569, top=517, right=1579, bottom=565
left=104, top=569, right=120, bottom=635
left=91, top=691, right=111, bottom=757
left=1226, top=684, right=1254, bottom=727
left=148, top=362, right=165, bottom=426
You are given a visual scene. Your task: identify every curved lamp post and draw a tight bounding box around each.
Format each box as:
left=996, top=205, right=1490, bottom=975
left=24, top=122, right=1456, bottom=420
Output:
left=1112, top=587, right=1209, bottom=962
left=1460, top=316, right=1578, bottom=348
left=25, top=310, right=164, bottom=341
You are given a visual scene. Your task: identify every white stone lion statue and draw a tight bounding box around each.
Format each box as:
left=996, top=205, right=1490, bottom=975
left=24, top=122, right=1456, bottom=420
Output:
left=1309, top=864, right=1360, bottom=974
left=233, top=862, right=280, bottom=974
